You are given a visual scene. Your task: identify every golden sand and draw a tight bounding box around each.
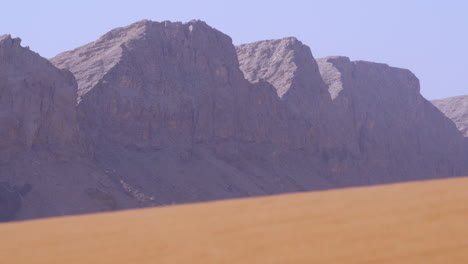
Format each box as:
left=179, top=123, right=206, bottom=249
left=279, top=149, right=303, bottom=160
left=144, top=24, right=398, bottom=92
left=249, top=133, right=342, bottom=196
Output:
left=1, top=177, right=468, bottom=263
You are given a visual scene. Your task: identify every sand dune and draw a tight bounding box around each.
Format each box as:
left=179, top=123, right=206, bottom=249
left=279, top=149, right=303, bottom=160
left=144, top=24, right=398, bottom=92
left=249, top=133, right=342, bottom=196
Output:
left=1, top=177, right=468, bottom=263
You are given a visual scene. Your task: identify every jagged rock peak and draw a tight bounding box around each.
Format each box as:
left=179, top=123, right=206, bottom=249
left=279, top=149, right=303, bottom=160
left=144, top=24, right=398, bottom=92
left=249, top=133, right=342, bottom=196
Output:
left=51, top=19, right=260, bottom=150
left=236, top=37, right=327, bottom=98
left=0, top=34, right=21, bottom=45
left=51, top=19, right=239, bottom=102
left=235, top=36, right=333, bottom=129
left=96, top=19, right=222, bottom=43
left=0, top=35, right=27, bottom=58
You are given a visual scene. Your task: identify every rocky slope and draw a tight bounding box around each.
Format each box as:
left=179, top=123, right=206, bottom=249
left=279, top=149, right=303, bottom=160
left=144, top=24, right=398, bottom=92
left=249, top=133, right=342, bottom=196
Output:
left=1, top=19, right=466, bottom=221
left=432, top=95, right=468, bottom=137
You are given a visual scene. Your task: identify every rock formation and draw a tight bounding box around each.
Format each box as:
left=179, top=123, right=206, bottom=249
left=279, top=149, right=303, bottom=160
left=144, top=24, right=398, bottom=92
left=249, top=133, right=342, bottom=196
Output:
left=316, top=57, right=466, bottom=182
left=50, top=20, right=335, bottom=208
left=0, top=20, right=466, bottom=221
left=52, top=20, right=265, bottom=150
left=236, top=37, right=330, bottom=119
left=236, top=38, right=341, bottom=153
left=0, top=35, right=137, bottom=221
left=237, top=40, right=467, bottom=184
left=0, top=35, right=79, bottom=156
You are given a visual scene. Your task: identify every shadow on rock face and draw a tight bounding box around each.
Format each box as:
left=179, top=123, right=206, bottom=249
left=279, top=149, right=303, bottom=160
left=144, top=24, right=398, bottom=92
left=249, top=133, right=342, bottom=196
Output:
left=0, top=182, right=32, bottom=222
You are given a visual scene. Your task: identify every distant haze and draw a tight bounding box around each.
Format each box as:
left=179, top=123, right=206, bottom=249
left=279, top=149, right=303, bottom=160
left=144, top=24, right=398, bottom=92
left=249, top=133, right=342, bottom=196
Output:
left=1, top=0, right=466, bottom=100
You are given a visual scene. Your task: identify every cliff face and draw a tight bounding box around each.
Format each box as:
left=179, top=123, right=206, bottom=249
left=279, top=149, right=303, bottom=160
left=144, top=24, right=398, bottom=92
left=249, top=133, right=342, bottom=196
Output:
left=52, top=21, right=308, bottom=151
left=0, top=34, right=79, bottom=221
left=317, top=57, right=466, bottom=181
left=237, top=41, right=467, bottom=184
left=51, top=20, right=333, bottom=209
left=0, top=35, right=79, bottom=156
left=236, top=38, right=339, bottom=153
left=236, top=38, right=330, bottom=116
left=1, top=19, right=466, bottom=221
left=0, top=35, right=137, bottom=221
left=52, top=20, right=240, bottom=149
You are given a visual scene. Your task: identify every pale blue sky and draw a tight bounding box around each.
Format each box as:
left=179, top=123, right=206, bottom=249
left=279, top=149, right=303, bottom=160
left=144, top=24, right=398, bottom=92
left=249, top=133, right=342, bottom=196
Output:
left=1, top=0, right=466, bottom=99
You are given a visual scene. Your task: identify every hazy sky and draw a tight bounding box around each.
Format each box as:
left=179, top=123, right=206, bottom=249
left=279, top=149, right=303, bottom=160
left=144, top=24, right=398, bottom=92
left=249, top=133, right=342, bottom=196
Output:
left=1, top=0, right=466, bottom=99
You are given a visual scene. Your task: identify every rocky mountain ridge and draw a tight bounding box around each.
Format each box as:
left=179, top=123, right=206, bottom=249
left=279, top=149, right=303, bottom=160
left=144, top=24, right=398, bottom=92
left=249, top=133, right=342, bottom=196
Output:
left=1, top=20, right=467, bottom=221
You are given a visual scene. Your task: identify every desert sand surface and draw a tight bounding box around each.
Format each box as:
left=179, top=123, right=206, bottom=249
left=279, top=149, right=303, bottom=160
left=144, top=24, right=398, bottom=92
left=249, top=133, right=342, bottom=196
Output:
left=1, top=177, right=468, bottom=263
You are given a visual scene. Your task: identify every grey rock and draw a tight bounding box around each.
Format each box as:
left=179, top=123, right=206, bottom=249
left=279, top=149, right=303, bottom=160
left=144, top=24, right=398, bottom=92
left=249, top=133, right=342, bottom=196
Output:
left=236, top=38, right=339, bottom=152
left=1, top=19, right=467, bottom=221
left=236, top=37, right=329, bottom=116
left=237, top=40, right=467, bottom=183
left=0, top=34, right=139, bottom=221
left=0, top=35, right=79, bottom=156
left=50, top=20, right=332, bottom=207
left=432, top=95, right=468, bottom=137
left=317, top=56, right=467, bottom=181
left=53, top=20, right=258, bottom=149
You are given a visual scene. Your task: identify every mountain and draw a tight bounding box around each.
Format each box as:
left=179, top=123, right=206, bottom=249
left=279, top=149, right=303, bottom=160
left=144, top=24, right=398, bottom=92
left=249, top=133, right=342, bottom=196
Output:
left=0, top=34, right=137, bottom=221
left=237, top=40, right=466, bottom=185
left=316, top=56, right=466, bottom=182
left=0, top=20, right=466, bottom=221
left=50, top=20, right=335, bottom=208
left=432, top=95, right=468, bottom=137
